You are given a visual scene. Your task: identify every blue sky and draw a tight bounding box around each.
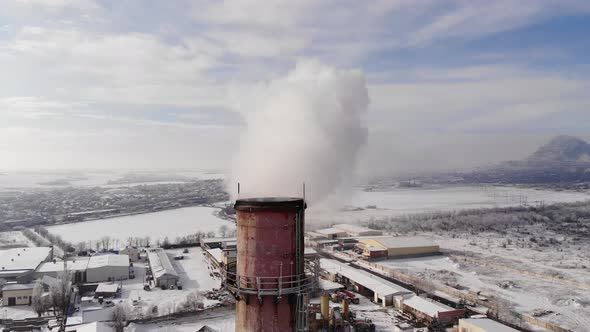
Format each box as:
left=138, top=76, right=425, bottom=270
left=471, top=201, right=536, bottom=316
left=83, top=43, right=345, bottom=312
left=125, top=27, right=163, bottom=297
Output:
left=0, top=0, right=589, bottom=173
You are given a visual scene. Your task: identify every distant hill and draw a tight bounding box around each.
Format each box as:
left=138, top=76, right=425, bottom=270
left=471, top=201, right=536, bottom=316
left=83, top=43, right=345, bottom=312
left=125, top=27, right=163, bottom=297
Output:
left=449, top=135, right=590, bottom=185
left=526, top=135, right=590, bottom=165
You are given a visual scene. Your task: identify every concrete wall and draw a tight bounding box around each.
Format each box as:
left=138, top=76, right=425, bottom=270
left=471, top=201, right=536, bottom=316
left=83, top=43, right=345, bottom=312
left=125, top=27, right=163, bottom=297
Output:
left=87, top=266, right=128, bottom=283
left=3, top=289, right=32, bottom=306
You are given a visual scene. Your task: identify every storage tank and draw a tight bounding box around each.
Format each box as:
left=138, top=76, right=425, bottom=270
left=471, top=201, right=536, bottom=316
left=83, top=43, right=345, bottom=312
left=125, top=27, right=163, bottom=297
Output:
left=230, top=197, right=307, bottom=332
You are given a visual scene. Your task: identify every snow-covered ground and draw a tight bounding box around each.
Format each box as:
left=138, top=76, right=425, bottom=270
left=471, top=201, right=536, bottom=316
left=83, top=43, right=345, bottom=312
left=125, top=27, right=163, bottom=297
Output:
left=120, top=248, right=221, bottom=316
left=46, top=207, right=234, bottom=244
left=377, top=252, right=590, bottom=331
left=70, top=247, right=223, bottom=324
left=0, top=305, right=37, bottom=320
left=0, top=231, right=34, bottom=248
left=309, top=186, right=590, bottom=224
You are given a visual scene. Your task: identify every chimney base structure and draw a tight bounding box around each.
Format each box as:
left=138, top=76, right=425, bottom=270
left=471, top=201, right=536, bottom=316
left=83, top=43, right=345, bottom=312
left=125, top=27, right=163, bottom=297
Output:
left=226, top=197, right=309, bottom=332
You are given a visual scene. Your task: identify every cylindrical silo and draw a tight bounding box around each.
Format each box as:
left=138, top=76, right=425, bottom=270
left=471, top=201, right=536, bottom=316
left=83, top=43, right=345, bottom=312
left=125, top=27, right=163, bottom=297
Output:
left=231, top=197, right=307, bottom=332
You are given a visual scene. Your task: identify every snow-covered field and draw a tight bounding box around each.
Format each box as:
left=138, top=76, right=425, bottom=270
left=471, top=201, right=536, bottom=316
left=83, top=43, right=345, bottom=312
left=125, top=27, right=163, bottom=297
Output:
left=378, top=251, right=590, bottom=331
left=309, top=186, right=590, bottom=224
left=46, top=207, right=234, bottom=244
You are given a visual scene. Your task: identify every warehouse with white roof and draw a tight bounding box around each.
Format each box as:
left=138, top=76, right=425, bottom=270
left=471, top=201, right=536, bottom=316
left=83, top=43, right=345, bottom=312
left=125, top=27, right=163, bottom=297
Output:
left=33, top=254, right=129, bottom=283
left=400, top=294, right=464, bottom=326
left=0, top=247, right=53, bottom=282
left=459, top=318, right=519, bottom=332
left=358, top=236, right=439, bottom=258
left=320, top=258, right=413, bottom=307
left=331, top=224, right=383, bottom=236
left=86, top=254, right=130, bottom=283
left=147, top=249, right=178, bottom=289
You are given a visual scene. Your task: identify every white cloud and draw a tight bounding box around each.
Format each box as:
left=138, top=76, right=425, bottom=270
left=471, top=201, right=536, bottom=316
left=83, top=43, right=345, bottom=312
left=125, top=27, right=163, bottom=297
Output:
left=1, top=0, right=589, bottom=171
left=0, top=27, right=227, bottom=108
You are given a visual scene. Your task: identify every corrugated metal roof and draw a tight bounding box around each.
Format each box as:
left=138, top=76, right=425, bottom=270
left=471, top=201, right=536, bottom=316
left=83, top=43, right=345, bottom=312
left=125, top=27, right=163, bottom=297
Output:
left=460, top=318, right=519, bottom=332
left=87, top=255, right=129, bottom=269
left=320, top=259, right=412, bottom=297
left=403, top=295, right=454, bottom=317
left=147, top=249, right=178, bottom=279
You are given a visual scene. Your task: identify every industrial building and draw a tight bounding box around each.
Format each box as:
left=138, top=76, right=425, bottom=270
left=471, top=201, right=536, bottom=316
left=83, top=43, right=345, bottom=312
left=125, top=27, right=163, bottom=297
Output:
left=147, top=249, right=178, bottom=289
left=94, top=283, right=120, bottom=298
left=1, top=283, right=35, bottom=306
left=120, top=246, right=140, bottom=262
left=33, top=254, right=130, bottom=283
left=310, top=224, right=382, bottom=240
left=399, top=294, right=464, bottom=326
left=357, top=236, right=439, bottom=259
left=0, top=247, right=53, bottom=282
left=200, top=237, right=236, bottom=250
left=458, top=318, right=519, bottom=332
left=321, top=258, right=413, bottom=307
left=331, top=224, right=383, bottom=237
left=314, top=228, right=348, bottom=239
left=86, top=255, right=130, bottom=283
left=205, top=248, right=223, bottom=270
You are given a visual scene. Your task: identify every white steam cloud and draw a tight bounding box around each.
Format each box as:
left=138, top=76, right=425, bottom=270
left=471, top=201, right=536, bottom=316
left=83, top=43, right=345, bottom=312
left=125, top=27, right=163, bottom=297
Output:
left=230, top=59, right=369, bottom=204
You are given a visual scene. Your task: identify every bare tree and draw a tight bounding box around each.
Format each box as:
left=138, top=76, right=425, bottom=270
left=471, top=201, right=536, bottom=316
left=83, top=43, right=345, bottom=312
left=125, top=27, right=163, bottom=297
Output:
left=76, top=242, right=86, bottom=253
left=218, top=225, right=228, bottom=238
left=32, top=279, right=48, bottom=317
left=183, top=291, right=204, bottom=312
left=50, top=269, right=72, bottom=320
left=110, top=303, right=129, bottom=332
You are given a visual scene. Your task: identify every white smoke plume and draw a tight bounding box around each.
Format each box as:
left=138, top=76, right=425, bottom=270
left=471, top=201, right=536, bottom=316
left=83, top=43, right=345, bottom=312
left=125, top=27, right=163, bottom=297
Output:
left=230, top=59, right=369, bottom=205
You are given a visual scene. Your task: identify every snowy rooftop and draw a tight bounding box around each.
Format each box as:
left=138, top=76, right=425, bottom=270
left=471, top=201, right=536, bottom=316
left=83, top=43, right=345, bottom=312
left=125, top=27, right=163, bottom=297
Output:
left=316, top=228, right=347, bottom=235
left=95, top=283, right=119, bottom=293
left=319, top=279, right=344, bottom=291
left=304, top=248, right=318, bottom=255
left=0, top=247, right=52, bottom=271
left=332, top=224, right=381, bottom=235
left=147, top=249, right=178, bottom=279
left=2, top=283, right=35, bottom=291
left=37, top=258, right=90, bottom=272
left=460, top=318, right=518, bottom=332
left=362, top=236, right=438, bottom=249
left=403, top=295, right=455, bottom=317
left=88, top=254, right=129, bottom=269
left=320, top=259, right=413, bottom=297
left=207, top=248, right=223, bottom=264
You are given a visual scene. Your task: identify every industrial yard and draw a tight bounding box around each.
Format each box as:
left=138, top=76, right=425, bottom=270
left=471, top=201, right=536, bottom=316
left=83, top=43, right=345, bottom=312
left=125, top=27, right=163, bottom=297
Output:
left=0, top=189, right=588, bottom=331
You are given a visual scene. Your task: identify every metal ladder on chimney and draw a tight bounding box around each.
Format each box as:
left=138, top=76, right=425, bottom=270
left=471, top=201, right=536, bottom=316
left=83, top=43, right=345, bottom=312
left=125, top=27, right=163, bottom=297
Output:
left=294, top=209, right=308, bottom=332
left=295, top=292, right=308, bottom=332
